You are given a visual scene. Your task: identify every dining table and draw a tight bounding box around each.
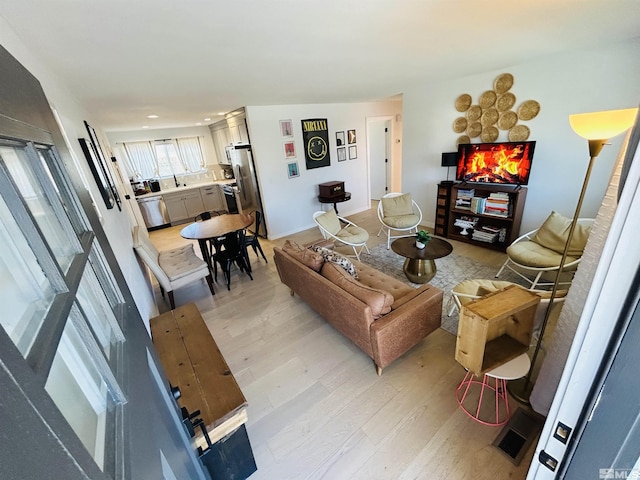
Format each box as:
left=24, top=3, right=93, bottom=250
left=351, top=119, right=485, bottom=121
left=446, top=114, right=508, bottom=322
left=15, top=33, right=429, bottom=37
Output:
left=180, top=213, right=254, bottom=272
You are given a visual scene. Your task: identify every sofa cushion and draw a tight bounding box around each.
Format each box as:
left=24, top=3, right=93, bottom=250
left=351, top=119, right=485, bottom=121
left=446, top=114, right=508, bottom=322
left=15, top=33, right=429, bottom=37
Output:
left=321, top=262, right=393, bottom=318
left=353, top=260, right=414, bottom=303
left=507, top=240, right=579, bottom=268
left=531, top=211, right=591, bottom=256
left=311, top=245, right=358, bottom=278
left=282, top=240, right=324, bottom=272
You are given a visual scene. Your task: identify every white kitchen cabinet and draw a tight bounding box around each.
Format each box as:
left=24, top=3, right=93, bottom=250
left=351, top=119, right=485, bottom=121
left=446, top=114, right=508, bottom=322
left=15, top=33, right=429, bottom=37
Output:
left=163, top=189, right=205, bottom=223
left=228, top=122, right=249, bottom=145
left=200, top=185, right=225, bottom=212
left=210, top=126, right=231, bottom=164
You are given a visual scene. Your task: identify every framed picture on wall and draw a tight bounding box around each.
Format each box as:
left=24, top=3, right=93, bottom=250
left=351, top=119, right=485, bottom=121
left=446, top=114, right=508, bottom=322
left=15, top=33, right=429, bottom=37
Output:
left=287, top=161, right=300, bottom=178
left=337, top=147, right=346, bottom=162
left=280, top=119, right=293, bottom=137
left=347, top=129, right=357, bottom=144
left=284, top=141, right=296, bottom=158
left=78, top=138, right=115, bottom=209
left=349, top=145, right=357, bottom=160
left=83, top=120, right=121, bottom=210
left=336, top=131, right=345, bottom=146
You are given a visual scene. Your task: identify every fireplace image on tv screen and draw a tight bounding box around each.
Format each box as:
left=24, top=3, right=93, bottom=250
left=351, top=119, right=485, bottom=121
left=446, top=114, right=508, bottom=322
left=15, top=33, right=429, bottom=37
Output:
left=456, top=141, right=536, bottom=185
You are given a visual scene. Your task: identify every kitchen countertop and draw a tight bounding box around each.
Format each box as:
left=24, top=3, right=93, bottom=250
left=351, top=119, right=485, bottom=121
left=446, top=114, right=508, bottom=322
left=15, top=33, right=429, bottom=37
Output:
left=134, top=179, right=235, bottom=199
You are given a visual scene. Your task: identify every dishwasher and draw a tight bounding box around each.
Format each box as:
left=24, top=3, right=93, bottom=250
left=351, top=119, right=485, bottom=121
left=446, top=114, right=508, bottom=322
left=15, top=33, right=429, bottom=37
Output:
left=137, top=195, right=171, bottom=230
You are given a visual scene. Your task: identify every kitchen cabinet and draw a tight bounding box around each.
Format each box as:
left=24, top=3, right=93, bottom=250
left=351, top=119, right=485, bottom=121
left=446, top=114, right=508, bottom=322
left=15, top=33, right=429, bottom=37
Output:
left=227, top=116, right=250, bottom=145
left=163, top=190, right=205, bottom=223
left=200, top=184, right=225, bottom=212
left=210, top=126, right=231, bottom=164
left=209, top=109, right=250, bottom=165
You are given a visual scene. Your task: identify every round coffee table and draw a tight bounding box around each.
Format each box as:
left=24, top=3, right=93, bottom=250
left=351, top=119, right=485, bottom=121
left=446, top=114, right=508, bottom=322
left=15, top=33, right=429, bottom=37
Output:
left=391, top=236, right=453, bottom=283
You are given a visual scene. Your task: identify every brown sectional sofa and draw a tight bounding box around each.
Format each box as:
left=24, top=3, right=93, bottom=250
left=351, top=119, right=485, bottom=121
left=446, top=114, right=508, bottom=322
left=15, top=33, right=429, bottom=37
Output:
left=273, top=241, right=443, bottom=374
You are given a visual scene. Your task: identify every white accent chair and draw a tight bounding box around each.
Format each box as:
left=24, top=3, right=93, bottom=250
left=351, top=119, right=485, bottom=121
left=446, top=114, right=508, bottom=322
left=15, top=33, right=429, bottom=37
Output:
left=377, top=192, right=423, bottom=249
left=313, top=210, right=370, bottom=261
left=132, top=225, right=214, bottom=309
left=495, top=212, right=594, bottom=289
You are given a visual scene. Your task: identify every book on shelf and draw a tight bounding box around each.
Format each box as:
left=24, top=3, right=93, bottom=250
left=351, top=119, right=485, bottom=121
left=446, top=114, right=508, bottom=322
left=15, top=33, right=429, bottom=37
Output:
left=471, top=224, right=505, bottom=243
left=470, top=197, right=487, bottom=214
left=455, top=189, right=475, bottom=210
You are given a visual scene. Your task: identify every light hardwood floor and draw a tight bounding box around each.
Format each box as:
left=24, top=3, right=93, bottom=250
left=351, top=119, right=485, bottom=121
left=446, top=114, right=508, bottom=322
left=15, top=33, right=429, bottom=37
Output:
left=149, top=204, right=537, bottom=480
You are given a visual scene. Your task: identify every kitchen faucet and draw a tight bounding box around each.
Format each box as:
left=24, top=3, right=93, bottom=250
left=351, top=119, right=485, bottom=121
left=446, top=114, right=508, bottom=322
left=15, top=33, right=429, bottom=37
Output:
left=173, top=174, right=179, bottom=188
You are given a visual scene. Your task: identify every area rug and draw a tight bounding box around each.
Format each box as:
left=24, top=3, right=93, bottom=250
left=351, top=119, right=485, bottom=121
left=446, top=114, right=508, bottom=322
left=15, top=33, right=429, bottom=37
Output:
left=359, top=243, right=529, bottom=336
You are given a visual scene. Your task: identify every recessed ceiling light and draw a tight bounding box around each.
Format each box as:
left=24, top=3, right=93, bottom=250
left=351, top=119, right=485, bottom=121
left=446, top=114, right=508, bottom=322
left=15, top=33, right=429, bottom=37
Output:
left=146, top=114, right=159, bottom=119
left=196, top=122, right=202, bottom=126
left=217, top=112, right=226, bottom=116
left=142, top=125, right=149, bottom=129
left=204, top=117, right=211, bottom=122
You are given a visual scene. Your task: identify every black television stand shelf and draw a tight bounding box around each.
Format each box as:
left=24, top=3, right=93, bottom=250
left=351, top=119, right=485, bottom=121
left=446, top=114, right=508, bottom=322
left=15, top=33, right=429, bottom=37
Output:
left=445, top=183, right=527, bottom=252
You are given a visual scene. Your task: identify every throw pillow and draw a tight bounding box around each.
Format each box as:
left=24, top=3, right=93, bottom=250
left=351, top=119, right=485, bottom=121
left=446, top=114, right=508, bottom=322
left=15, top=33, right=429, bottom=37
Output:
left=320, top=262, right=393, bottom=318
left=381, top=193, right=413, bottom=217
left=282, top=240, right=324, bottom=272
left=531, top=211, right=592, bottom=256
left=314, top=209, right=341, bottom=235
left=311, top=245, right=358, bottom=278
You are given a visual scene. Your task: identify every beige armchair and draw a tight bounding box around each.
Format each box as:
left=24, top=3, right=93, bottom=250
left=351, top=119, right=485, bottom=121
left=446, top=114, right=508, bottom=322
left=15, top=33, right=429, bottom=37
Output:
left=377, top=192, right=423, bottom=249
left=132, top=225, right=214, bottom=309
left=313, top=209, right=370, bottom=261
left=495, top=212, right=594, bottom=289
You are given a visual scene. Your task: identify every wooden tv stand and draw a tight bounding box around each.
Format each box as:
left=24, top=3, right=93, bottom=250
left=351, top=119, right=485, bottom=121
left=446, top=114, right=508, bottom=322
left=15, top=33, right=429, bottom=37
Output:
left=445, top=182, right=527, bottom=252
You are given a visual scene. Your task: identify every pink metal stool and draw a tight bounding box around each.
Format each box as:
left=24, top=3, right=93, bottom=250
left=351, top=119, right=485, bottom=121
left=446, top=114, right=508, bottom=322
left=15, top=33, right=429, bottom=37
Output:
left=456, top=353, right=530, bottom=426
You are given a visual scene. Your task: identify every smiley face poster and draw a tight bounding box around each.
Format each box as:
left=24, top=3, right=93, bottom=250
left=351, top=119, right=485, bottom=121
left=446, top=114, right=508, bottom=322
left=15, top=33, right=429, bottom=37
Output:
left=301, top=118, right=330, bottom=169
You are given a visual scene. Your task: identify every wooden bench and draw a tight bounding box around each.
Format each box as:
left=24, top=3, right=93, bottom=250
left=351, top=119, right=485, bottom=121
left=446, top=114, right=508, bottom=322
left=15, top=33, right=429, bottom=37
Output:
left=150, top=303, right=256, bottom=478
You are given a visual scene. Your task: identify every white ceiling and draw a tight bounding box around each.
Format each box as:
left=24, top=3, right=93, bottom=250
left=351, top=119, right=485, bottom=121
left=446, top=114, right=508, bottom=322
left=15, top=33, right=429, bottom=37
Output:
left=1, top=1, right=638, bottom=132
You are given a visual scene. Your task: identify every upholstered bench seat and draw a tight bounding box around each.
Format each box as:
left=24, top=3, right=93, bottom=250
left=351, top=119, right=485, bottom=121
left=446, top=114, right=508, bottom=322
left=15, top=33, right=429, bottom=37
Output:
left=159, top=244, right=211, bottom=281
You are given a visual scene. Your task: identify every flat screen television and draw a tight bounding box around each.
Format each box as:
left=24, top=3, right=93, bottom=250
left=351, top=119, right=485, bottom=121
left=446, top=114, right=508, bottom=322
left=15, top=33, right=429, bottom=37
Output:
left=455, top=141, right=536, bottom=185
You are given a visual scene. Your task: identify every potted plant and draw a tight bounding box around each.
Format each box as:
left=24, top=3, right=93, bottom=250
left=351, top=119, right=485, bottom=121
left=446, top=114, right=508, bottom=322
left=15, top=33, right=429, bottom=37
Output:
left=415, top=230, right=431, bottom=249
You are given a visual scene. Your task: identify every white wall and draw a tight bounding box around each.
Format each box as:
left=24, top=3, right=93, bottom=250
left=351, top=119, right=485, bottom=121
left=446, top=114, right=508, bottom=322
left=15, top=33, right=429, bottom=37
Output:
left=246, top=101, right=402, bottom=239
left=401, top=39, right=640, bottom=234
left=0, top=18, right=157, bottom=323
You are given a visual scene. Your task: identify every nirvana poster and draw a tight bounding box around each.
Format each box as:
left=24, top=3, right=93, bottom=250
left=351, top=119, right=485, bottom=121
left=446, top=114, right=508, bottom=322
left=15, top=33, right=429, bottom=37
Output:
left=301, top=118, right=330, bottom=169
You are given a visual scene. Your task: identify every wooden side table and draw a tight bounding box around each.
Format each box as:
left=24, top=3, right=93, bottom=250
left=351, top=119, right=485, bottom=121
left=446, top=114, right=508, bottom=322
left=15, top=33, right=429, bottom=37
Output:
left=391, top=236, right=453, bottom=283
left=318, top=192, right=351, bottom=214
left=150, top=303, right=256, bottom=479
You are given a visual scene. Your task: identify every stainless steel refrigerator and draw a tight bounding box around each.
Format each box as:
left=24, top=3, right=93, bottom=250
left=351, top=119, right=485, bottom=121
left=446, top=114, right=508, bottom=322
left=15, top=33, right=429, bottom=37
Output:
left=227, top=144, right=267, bottom=237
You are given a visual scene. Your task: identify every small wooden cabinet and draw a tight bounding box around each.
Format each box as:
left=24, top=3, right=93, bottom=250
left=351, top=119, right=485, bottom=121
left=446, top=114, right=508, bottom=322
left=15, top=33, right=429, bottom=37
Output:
left=446, top=182, right=527, bottom=251
left=434, top=182, right=453, bottom=237
left=455, top=285, right=539, bottom=375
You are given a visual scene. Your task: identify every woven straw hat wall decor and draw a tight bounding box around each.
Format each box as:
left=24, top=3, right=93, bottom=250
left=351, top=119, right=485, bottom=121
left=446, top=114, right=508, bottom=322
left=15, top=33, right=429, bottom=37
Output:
left=451, top=73, right=540, bottom=145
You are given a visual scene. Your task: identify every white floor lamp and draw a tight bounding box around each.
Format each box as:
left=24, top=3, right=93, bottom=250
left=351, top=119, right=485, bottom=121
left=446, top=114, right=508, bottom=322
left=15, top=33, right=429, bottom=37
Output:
left=509, top=107, right=639, bottom=404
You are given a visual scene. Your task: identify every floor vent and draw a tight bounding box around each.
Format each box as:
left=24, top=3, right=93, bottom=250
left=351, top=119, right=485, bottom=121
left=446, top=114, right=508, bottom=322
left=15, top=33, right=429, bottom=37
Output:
left=492, top=407, right=545, bottom=465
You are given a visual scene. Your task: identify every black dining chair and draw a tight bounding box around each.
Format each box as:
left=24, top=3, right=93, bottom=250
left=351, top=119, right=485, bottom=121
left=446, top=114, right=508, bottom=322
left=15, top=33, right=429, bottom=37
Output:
left=194, top=211, right=223, bottom=268
left=211, top=229, right=253, bottom=290
left=244, top=210, right=267, bottom=263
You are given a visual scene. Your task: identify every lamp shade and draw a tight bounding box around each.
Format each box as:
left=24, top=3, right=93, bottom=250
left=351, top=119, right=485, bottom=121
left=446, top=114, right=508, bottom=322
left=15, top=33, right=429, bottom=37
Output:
left=569, top=108, right=638, bottom=140
left=441, top=152, right=458, bottom=167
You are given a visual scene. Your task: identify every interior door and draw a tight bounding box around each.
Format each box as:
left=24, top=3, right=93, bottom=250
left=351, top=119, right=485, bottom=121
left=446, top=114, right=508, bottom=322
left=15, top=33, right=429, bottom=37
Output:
left=560, top=293, right=640, bottom=478
left=0, top=45, right=206, bottom=479
left=368, top=118, right=391, bottom=200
